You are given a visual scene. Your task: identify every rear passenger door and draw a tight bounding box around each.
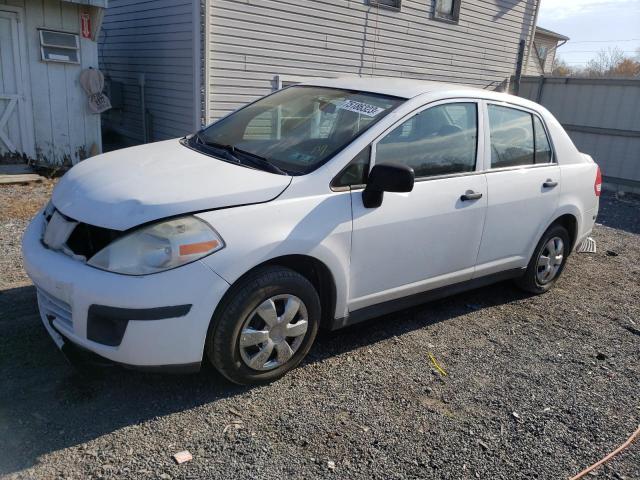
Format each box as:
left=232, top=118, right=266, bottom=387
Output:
left=475, top=103, right=560, bottom=276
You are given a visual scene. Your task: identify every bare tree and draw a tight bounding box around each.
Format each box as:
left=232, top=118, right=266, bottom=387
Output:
left=584, top=47, right=625, bottom=77
left=552, top=56, right=573, bottom=76
left=552, top=47, right=640, bottom=78
left=610, top=58, right=640, bottom=77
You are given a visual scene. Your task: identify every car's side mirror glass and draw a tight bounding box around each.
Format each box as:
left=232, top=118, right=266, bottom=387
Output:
left=362, top=163, right=415, bottom=208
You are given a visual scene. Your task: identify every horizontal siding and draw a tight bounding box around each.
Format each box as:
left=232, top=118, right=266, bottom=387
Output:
left=540, top=35, right=559, bottom=74
left=207, top=0, right=539, bottom=120
left=525, top=33, right=558, bottom=75
left=99, top=0, right=196, bottom=145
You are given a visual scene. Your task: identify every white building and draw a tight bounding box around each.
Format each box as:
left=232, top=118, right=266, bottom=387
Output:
left=524, top=26, right=569, bottom=76
left=99, top=0, right=542, bottom=148
left=0, top=0, right=106, bottom=165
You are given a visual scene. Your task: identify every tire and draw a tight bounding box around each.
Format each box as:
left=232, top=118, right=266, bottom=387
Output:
left=515, top=224, right=571, bottom=294
left=206, top=266, right=320, bottom=385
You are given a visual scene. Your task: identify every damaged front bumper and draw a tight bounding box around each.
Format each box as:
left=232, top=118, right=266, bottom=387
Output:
left=22, top=213, right=230, bottom=370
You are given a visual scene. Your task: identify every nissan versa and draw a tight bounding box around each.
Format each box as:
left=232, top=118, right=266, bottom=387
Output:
left=23, top=78, right=601, bottom=385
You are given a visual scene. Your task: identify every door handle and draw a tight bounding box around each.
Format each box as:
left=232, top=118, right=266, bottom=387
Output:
left=460, top=191, right=483, bottom=201
left=543, top=180, right=558, bottom=188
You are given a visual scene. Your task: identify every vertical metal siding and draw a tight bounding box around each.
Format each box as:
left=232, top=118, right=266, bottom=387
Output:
left=519, top=76, right=640, bottom=187
left=206, top=0, right=540, bottom=121
left=99, top=0, right=197, bottom=145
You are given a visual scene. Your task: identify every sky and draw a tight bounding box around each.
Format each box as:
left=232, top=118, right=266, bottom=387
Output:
left=537, top=0, right=640, bottom=69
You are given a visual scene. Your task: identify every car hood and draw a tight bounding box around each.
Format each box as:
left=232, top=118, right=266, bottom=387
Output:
left=52, top=139, right=292, bottom=230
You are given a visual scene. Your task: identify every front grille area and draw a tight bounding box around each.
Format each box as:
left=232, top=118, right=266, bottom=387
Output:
left=37, top=288, right=73, bottom=331
left=66, top=222, right=122, bottom=259
left=42, top=208, right=122, bottom=260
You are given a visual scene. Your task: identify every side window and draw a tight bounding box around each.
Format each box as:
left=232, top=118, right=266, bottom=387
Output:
left=375, top=102, right=478, bottom=178
left=332, top=146, right=371, bottom=188
left=488, top=105, right=534, bottom=168
left=433, top=0, right=461, bottom=22
left=533, top=116, right=552, bottom=163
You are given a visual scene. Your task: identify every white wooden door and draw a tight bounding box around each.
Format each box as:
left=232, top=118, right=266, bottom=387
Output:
left=0, top=9, right=32, bottom=158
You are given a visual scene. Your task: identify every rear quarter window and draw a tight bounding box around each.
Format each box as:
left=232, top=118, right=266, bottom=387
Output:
left=488, top=105, right=534, bottom=168
left=533, top=115, right=553, bottom=163
left=488, top=105, right=554, bottom=168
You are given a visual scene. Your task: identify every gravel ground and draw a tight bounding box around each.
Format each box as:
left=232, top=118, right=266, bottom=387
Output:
left=0, top=184, right=638, bottom=480
left=0, top=180, right=55, bottom=289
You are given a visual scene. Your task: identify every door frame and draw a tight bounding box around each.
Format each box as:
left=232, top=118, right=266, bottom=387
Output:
left=347, top=97, right=489, bottom=311
left=0, top=5, right=35, bottom=158
left=368, top=97, right=487, bottom=179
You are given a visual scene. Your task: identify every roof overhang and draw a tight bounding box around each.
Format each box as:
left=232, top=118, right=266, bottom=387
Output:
left=535, top=26, right=569, bottom=41
left=62, top=0, right=107, bottom=8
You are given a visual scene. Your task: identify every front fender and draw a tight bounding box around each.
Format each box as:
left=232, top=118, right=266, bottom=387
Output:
left=197, top=192, right=352, bottom=319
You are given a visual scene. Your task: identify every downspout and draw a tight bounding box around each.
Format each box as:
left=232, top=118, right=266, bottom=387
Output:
left=548, top=39, right=568, bottom=71
left=514, top=40, right=526, bottom=96
left=523, top=0, right=542, bottom=76
left=138, top=73, right=148, bottom=143
left=203, top=0, right=211, bottom=126
left=193, top=0, right=204, bottom=130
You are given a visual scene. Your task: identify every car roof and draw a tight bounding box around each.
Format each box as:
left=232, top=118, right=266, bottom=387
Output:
left=298, top=76, right=540, bottom=109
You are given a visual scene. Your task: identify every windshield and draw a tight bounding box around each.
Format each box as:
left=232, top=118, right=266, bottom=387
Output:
left=194, top=86, right=404, bottom=174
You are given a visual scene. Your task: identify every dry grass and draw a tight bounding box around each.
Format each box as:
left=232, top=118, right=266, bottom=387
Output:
left=0, top=179, right=57, bottom=222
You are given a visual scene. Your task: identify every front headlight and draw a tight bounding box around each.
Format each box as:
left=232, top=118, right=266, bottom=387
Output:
left=88, top=216, right=224, bottom=275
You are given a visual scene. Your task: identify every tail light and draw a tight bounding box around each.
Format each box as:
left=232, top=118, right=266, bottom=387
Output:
left=594, top=166, right=602, bottom=197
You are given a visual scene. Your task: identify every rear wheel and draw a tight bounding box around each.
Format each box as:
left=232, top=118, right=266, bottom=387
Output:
left=207, top=266, right=320, bottom=385
left=515, top=224, right=570, bottom=294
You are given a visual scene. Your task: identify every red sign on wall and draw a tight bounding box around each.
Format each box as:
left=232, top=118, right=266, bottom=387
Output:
left=80, top=13, right=91, bottom=39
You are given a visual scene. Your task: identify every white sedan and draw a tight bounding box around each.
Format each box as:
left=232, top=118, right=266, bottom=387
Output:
left=22, top=78, right=601, bottom=384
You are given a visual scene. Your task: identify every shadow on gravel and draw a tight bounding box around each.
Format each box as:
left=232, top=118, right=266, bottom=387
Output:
left=597, top=191, right=640, bottom=235
left=0, top=281, right=532, bottom=474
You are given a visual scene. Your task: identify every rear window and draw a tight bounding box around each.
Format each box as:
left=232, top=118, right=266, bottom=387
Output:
left=488, top=105, right=553, bottom=168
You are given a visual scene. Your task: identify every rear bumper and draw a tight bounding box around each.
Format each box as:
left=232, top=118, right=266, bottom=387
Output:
left=574, top=205, right=599, bottom=252
left=23, top=213, right=230, bottom=368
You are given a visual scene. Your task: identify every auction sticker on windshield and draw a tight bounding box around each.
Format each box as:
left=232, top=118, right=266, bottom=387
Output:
left=337, top=100, right=385, bottom=117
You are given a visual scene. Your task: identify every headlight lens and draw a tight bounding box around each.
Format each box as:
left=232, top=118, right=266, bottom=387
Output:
left=88, top=216, right=224, bottom=275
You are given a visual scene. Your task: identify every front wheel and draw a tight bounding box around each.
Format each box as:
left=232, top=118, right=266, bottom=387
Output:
left=515, top=224, right=570, bottom=294
left=206, top=266, right=320, bottom=385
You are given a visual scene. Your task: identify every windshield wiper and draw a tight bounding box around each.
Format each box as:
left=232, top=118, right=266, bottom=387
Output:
left=192, top=135, right=242, bottom=164
left=230, top=147, right=288, bottom=175
left=192, top=135, right=287, bottom=175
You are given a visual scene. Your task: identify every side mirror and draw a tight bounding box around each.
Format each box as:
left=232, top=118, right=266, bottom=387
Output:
left=362, top=163, right=415, bottom=208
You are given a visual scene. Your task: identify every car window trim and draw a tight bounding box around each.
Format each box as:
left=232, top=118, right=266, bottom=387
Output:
left=532, top=114, right=554, bottom=165
left=332, top=98, right=483, bottom=191
left=330, top=97, right=559, bottom=191
left=484, top=101, right=557, bottom=168
left=342, top=159, right=559, bottom=192
left=369, top=97, right=484, bottom=181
